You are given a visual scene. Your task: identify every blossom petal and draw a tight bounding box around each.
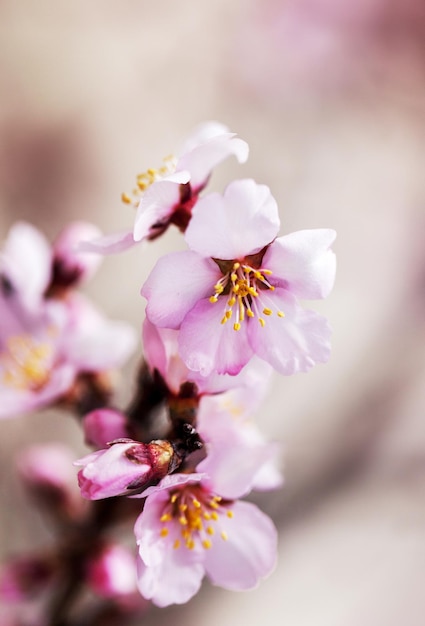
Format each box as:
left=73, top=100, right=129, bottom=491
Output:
left=185, top=179, right=280, bottom=259
left=142, top=251, right=221, bottom=329
left=137, top=472, right=206, bottom=499
left=135, top=492, right=204, bottom=606
left=248, top=289, right=332, bottom=375
left=133, top=176, right=188, bottom=242
left=1, top=222, right=51, bottom=308
left=78, top=230, right=137, bottom=255
left=178, top=131, right=249, bottom=190
left=263, top=229, right=337, bottom=299
left=178, top=297, right=254, bottom=376
left=204, top=500, right=277, bottom=590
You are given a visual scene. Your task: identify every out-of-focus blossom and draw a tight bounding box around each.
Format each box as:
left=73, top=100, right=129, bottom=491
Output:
left=85, top=543, right=137, bottom=599
left=81, top=121, right=249, bottom=254
left=233, top=0, right=425, bottom=99
left=17, top=443, right=83, bottom=519
left=0, top=222, right=136, bottom=418
left=135, top=464, right=277, bottom=606
left=0, top=555, right=54, bottom=603
left=76, top=439, right=182, bottom=500
left=51, top=221, right=103, bottom=289
left=82, top=408, right=131, bottom=448
left=142, top=178, right=336, bottom=376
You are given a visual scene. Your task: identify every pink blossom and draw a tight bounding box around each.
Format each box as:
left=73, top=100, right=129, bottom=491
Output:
left=51, top=221, right=103, bottom=288
left=134, top=468, right=277, bottom=606
left=0, top=222, right=136, bottom=418
left=82, top=121, right=249, bottom=253
left=142, top=178, right=336, bottom=377
left=76, top=439, right=181, bottom=500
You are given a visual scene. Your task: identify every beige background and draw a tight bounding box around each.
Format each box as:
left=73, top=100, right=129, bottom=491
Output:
left=1, top=1, right=425, bottom=624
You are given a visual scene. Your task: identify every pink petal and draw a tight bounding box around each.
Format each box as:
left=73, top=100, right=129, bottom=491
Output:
left=248, top=288, right=332, bottom=375
left=204, top=500, right=277, bottom=590
left=78, top=230, right=137, bottom=255
left=178, top=297, right=254, bottom=376
left=1, top=222, right=52, bottom=307
left=135, top=492, right=204, bottom=606
left=263, top=229, right=337, bottom=299
left=185, top=179, right=280, bottom=260
left=133, top=176, right=187, bottom=242
left=178, top=132, right=249, bottom=190
left=137, top=472, right=205, bottom=499
left=142, top=251, right=221, bottom=329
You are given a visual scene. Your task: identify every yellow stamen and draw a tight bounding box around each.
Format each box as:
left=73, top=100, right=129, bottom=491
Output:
left=202, top=539, right=212, bottom=550
left=173, top=539, right=180, bottom=549
left=221, top=531, right=228, bottom=541
left=227, top=510, right=234, bottom=518
left=160, top=527, right=169, bottom=537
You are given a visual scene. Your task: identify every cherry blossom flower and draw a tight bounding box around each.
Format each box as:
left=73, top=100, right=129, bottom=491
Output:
left=142, top=178, right=336, bottom=377
left=81, top=121, right=249, bottom=254
left=134, top=466, right=277, bottom=606
left=85, top=543, right=137, bottom=599
left=0, top=222, right=136, bottom=418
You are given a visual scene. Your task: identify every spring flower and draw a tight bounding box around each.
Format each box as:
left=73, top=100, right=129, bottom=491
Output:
left=85, top=543, right=137, bottom=599
left=142, top=178, right=336, bottom=376
left=81, top=121, right=249, bottom=254
left=0, top=222, right=136, bottom=418
left=76, top=439, right=183, bottom=499
left=135, top=466, right=277, bottom=606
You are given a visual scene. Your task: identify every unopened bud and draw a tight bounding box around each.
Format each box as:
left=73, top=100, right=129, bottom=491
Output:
left=85, top=543, right=137, bottom=599
left=75, top=439, right=181, bottom=500
left=83, top=408, right=131, bottom=448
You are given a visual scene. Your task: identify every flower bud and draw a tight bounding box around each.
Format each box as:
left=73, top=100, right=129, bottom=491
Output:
left=82, top=408, right=131, bottom=448
left=75, top=439, right=181, bottom=500
left=0, top=555, right=54, bottom=602
left=51, top=221, right=102, bottom=288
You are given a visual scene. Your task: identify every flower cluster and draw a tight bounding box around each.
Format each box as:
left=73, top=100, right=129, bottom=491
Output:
left=0, top=122, right=336, bottom=622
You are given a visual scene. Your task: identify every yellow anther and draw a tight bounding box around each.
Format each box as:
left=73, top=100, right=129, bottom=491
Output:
left=231, top=273, right=238, bottom=282
left=278, top=311, right=285, bottom=318
left=254, top=271, right=263, bottom=279
left=258, top=317, right=266, bottom=327
left=179, top=504, right=188, bottom=512
left=210, top=501, right=219, bottom=509
left=269, top=285, right=275, bottom=291
left=233, top=284, right=239, bottom=293
left=137, top=181, right=148, bottom=191
left=186, top=539, right=195, bottom=550
left=192, top=499, right=201, bottom=508
left=202, top=540, right=212, bottom=550
left=179, top=516, right=188, bottom=526
left=209, top=295, right=218, bottom=303
left=228, top=297, right=236, bottom=307
left=225, top=310, right=232, bottom=319
left=214, top=283, right=224, bottom=293
left=263, top=308, right=272, bottom=316
left=160, top=513, right=171, bottom=522
left=206, top=526, right=215, bottom=535
left=147, top=168, right=157, bottom=177
left=262, top=269, right=273, bottom=275
left=173, top=539, right=181, bottom=549
left=221, top=531, right=228, bottom=541
left=213, top=496, right=222, bottom=502
left=247, top=310, right=255, bottom=318
left=233, top=262, right=240, bottom=270
left=233, top=322, right=241, bottom=331
left=203, top=512, right=211, bottom=520
left=226, top=510, right=234, bottom=518
left=181, top=529, right=190, bottom=539
left=221, top=316, right=228, bottom=325
left=160, top=527, right=169, bottom=537
left=211, top=512, right=219, bottom=521
left=121, top=192, right=132, bottom=204
left=171, top=494, right=178, bottom=503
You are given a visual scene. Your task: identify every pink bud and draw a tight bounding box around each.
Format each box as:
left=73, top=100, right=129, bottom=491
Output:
left=51, top=221, right=102, bottom=288
left=82, top=408, right=130, bottom=448
left=75, top=439, right=180, bottom=500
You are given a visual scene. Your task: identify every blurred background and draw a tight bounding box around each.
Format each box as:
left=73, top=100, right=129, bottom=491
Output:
left=1, top=0, right=425, bottom=624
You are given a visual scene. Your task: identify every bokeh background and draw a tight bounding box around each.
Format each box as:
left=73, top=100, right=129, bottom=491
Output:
left=1, top=1, right=425, bottom=624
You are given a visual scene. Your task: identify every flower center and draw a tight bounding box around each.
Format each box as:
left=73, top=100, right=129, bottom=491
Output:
left=209, top=261, right=285, bottom=331
left=158, top=486, right=233, bottom=551
left=0, top=334, right=53, bottom=392
left=121, top=155, right=177, bottom=207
